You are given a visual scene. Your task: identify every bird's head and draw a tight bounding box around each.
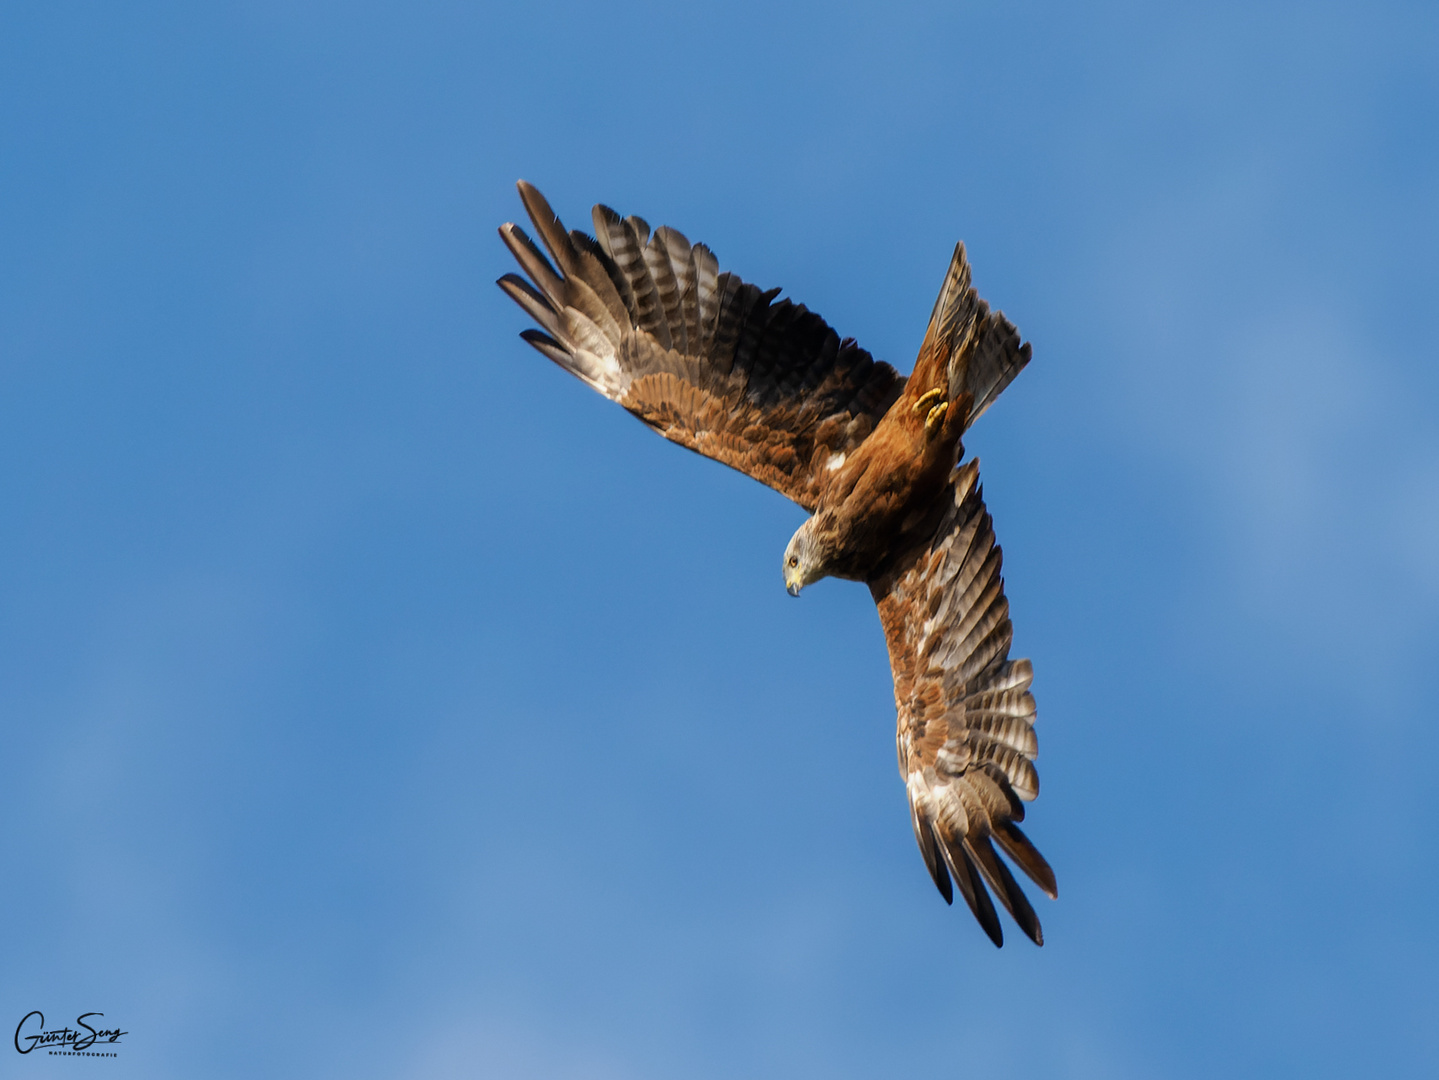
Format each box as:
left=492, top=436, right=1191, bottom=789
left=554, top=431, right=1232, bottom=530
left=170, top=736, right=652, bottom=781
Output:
left=783, top=518, right=827, bottom=597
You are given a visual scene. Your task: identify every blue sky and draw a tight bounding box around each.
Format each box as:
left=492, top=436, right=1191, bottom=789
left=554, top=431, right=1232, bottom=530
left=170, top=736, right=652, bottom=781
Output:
left=2, top=1, right=1436, bottom=1077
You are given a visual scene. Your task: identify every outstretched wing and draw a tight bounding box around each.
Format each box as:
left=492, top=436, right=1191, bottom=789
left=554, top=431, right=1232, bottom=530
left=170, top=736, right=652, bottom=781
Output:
left=498, top=181, right=906, bottom=512
left=869, top=459, right=1056, bottom=947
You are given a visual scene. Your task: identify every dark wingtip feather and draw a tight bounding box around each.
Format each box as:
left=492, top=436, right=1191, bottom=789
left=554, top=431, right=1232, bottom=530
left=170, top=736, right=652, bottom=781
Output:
left=993, top=820, right=1058, bottom=899
left=515, top=180, right=578, bottom=274
left=514, top=179, right=551, bottom=223
left=496, top=272, right=553, bottom=311
left=518, top=327, right=561, bottom=347
left=968, top=836, right=1044, bottom=946
left=940, top=836, right=1003, bottom=946
left=518, top=328, right=571, bottom=368
left=931, top=831, right=955, bottom=905
left=498, top=275, right=561, bottom=340
left=911, top=807, right=954, bottom=905
left=964, top=852, right=1005, bottom=948
left=498, top=222, right=563, bottom=300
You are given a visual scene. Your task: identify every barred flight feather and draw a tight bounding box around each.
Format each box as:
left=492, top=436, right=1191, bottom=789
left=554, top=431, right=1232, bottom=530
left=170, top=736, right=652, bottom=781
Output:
left=693, top=244, right=720, bottom=353
left=642, top=237, right=683, bottom=350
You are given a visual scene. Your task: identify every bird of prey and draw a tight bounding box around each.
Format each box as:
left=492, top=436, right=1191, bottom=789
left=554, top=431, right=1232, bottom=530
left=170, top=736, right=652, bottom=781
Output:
left=497, top=182, right=1056, bottom=947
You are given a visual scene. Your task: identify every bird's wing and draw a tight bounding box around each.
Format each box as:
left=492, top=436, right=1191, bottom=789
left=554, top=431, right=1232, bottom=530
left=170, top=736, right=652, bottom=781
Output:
left=868, top=459, right=1056, bottom=947
left=498, top=182, right=906, bottom=512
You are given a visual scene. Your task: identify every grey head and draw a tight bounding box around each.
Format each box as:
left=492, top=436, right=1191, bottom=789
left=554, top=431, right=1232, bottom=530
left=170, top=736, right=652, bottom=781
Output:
left=782, top=517, right=829, bottom=597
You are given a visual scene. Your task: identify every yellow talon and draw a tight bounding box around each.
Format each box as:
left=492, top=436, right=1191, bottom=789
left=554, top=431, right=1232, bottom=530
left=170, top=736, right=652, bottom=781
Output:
left=925, top=401, right=949, bottom=432
left=912, top=387, right=944, bottom=414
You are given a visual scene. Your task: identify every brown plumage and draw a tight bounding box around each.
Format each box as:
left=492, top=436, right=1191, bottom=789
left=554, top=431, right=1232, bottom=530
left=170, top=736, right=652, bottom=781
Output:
left=498, top=181, right=1053, bottom=947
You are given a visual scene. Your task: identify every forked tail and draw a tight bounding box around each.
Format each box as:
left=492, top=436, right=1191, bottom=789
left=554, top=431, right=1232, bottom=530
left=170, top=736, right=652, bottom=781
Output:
left=918, top=242, right=1032, bottom=428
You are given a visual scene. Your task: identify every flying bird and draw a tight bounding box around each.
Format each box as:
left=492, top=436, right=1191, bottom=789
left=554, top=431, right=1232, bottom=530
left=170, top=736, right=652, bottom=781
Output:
left=497, top=182, right=1056, bottom=947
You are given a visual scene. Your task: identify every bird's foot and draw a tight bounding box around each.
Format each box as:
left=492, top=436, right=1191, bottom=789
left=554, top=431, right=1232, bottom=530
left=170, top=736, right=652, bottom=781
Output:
left=925, top=401, right=949, bottom=433
left=913, top=387, right=945, bottom=414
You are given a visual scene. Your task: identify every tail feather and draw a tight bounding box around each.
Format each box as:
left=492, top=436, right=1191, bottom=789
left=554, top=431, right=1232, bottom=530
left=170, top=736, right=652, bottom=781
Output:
left=922, top=241, right=974, bottom=360
left=919, top=242, right=1031, bottom=428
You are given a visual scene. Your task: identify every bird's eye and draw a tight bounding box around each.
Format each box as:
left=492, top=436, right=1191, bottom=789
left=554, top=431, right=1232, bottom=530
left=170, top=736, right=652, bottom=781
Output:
left=787, top=556, right=799, bottom=568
